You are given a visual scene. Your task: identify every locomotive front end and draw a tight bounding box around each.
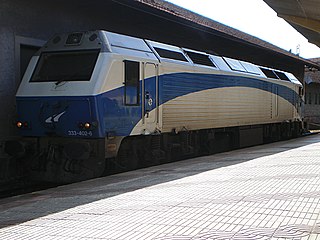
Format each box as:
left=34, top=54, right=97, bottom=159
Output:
left=12, top=31, right=111, bottom=183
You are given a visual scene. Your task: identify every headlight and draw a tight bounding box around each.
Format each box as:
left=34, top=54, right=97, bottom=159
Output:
left=78, top=122, right=95, bottom=130
left=16, top=121, right=23, bottom=128
left=16, top=121, right=29, bottom=129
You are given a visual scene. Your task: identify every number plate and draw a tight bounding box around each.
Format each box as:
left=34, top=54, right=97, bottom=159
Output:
left=68, top=130, right=93, bottom=137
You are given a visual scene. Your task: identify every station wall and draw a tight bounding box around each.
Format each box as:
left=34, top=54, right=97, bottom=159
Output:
left=305, top=83, right=320, bottom=126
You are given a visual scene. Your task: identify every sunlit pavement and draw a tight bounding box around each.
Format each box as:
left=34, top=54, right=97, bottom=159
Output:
left=1, top=134, right=320, bottom=239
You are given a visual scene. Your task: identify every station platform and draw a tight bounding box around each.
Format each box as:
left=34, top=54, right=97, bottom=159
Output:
left=0, top=135, right=320, bottom=239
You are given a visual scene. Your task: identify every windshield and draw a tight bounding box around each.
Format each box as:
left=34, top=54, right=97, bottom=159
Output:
left=30, top=50, right=100, bottom=82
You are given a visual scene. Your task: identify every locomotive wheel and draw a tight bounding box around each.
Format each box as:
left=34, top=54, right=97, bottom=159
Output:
left=115, top=138, right=140, bottom=171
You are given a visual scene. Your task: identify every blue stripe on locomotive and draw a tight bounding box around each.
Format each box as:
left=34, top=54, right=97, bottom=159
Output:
left=16, top=72, right=299, bottom=138
left=160, top=73, right=297, bottom=106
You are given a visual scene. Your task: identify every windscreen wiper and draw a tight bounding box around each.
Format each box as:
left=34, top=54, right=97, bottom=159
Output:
left=54, top=64, right=94, bottom=87
left=55, top=79, right=68, bottom=86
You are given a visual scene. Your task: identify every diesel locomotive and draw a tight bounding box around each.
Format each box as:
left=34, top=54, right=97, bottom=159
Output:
left=7, top=30, right=304, bottom=182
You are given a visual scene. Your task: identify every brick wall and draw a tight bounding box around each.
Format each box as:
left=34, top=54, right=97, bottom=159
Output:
left=304, top=83, right=320, bottom=124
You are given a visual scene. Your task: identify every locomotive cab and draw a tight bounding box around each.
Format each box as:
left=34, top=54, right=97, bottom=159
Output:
left=13, top=30, right=160, bottom=182
left=16, top=31, right=107, bottom=138
left=13, top=32, right=112, bottom=182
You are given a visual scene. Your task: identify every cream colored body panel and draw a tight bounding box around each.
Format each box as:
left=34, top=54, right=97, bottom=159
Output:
left=160, top=86, right=297, bottom=133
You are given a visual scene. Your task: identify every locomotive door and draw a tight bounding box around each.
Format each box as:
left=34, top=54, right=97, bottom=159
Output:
left=142, top=62, right=159, bottom=128
left=272, top=85, right=279, bottom=119
left=296, top=86, right=303, bottom=118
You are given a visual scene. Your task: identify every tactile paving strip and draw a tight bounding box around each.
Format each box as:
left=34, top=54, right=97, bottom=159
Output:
left=157, top=223, right=320, bottom=239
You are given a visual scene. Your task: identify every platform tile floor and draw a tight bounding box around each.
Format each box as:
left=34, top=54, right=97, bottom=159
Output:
left=0, top=135, right=320, bottom=239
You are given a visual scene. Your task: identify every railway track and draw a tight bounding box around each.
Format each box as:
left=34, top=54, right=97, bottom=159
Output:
left=0, top=179, right=59, bottom=199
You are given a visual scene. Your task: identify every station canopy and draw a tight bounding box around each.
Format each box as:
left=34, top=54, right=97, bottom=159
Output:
left=264, top=0, right=320, bottom=47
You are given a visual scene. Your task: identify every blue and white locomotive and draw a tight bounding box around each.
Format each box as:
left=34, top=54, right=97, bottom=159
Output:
left=12, top=30, right=304, bottom=182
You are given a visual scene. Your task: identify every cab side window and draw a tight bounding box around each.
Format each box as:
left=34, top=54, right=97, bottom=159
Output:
left=124, top=60, right=140, bottom=105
